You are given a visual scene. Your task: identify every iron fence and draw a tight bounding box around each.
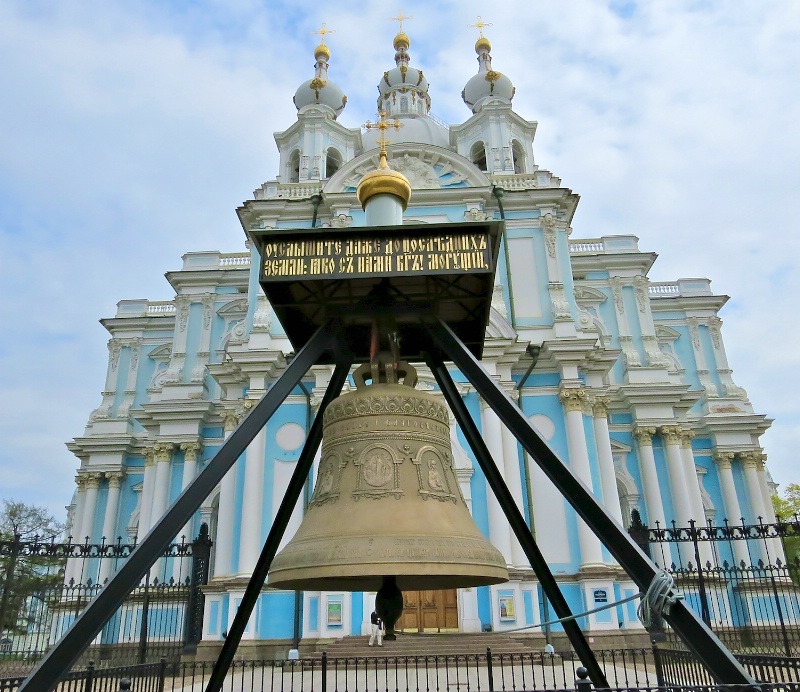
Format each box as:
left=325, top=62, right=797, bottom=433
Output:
left=629, top=513, right=800, bottom=657
left=5, top=649, right=800, bottom=692
left=0, top=525, right=211, bottom=678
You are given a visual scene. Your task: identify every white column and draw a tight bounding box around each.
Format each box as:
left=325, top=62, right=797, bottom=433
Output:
left=149, top=443, right=175, bottom=528
left=238, top=427, right=266, bottom=574
left=559, top=388, right=604, bottom=568
left=633, top=426, right=667, bottom=568
left=64, top=477, right=87, bottom=585
left=213, top=411, right=239, bottom=578
left=741, top=450, right=784, bottom=564
left=591, top=398, right=624, bottom=524
left=175, top=442, right=201, bottom=583
left=756, top=454, right=786, bottom=563
left=98, top=471, right=125, bottom=584
left=138, top=450, right=156, bottom=538
left=80, top=473, right=102, bottom=543
left=714, top=452, right=750, bottom=566
left=680, top=431, right=714, bottom=566
left=661, top=426, right=694, bottom=564
left=499, top=394, right=528, bottom=567
left=480, top=399, right=513, bottom=564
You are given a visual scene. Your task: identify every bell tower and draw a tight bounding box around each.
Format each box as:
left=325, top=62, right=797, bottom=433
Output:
left=275, top=25, right=361, bottom=183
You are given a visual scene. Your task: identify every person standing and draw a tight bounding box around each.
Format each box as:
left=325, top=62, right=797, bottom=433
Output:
left=369, top=610, right=383, bottom=646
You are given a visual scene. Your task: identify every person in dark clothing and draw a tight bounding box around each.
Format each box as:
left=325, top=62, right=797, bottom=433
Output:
left=369, top=610, right=383, bottom=646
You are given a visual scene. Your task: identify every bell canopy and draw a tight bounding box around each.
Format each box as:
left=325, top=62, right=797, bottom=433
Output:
left=462, top=18, right=515, bottom=113
left=293, top=24, right=347, bottom=119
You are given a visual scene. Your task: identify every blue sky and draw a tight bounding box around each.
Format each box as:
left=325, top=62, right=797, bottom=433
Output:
left=1, top=1, right=798, bottom=519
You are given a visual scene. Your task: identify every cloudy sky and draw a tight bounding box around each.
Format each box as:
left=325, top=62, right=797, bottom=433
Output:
left=1, top=1, right=798, bottom=522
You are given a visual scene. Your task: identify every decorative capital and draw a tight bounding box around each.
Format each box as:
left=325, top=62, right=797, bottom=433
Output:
left=712, top=451, right=734, bottom=469
left=660, top=425, right=683, bottom=445
left=153, top=442, right=175, bottom=463
left=591, top=396, right=610, bottom=418
left=84, top=472, right=103, bottom=489
left=222, top=409, right=239, bottom=433
left=680, top=429, right=695, bottom=449
left=143, top=447, right=156, bottom=467
left=107, top=471, right=126, bottom=489
left=633, top=426, right=657, bottom=445
left=559, top=387, right=588, bottom=413
left=180, top=441, right=202, bottom=461
left=740, top=450, right=762, bottom=468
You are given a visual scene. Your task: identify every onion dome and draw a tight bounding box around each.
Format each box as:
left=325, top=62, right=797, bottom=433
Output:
left=293, top=41, right=347, bottom=118
left=462, top=35, right=515, bottom=113
left=377, top=32, right=432, bottom=117
left=357, top=149, right=412, bottom=211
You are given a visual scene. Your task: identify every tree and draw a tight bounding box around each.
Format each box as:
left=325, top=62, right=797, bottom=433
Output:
left=772, top=484, right=800, bottom=567
left=0, top=500, right=65, bottom=637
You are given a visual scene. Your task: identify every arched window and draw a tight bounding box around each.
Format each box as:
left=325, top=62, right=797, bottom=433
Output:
left=470, top=141, right=487, bottom=172
left=288, top=150, right=300, bottom=183
left=325, top=148, right=342, bottom=178
left=512, top=140, right=526, bottom=174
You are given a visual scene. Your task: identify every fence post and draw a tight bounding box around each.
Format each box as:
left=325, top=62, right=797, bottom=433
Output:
left=83, top=660, right=95, bottom=692
left=575, top=666, right=592, bottom=692
left=689, top=519, right=711, bottom=626
left=157, top=656, right=167, bottom=692
left=627, top=510, right=651, bottom=558
left=182, top=524, right=212, bottom=654
left=486, top=648, right=494, bottom=692
left=138, top=573, right=150, bottom=664
left=651, top=640, right=665, bottom=687
left=321, top=651, right=327, bottom=692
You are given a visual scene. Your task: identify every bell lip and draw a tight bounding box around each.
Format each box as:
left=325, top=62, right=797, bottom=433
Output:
left=266, top=571, right=509, bottom=592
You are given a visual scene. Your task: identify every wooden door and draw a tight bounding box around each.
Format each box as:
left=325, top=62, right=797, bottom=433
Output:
left=397, top=589, right=458, bottom=632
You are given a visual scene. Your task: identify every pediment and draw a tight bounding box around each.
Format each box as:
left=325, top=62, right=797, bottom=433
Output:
left=325, top=144, right=491, bottom=194
left=486, top=307, right=516, bottom=339
left=147, top=343, right=172, bottom=361
left=217, top=298, right=249, bottom=316
left=574, top=286, right=608, bottom=305
left=655, top=324, right=682, bottom=341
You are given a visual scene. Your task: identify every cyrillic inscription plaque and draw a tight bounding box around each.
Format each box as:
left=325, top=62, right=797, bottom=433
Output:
left=260, top=232, right=491, bottom=280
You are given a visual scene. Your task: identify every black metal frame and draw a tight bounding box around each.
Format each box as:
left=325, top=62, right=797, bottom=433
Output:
left=21, top=318, right=755, bottom=690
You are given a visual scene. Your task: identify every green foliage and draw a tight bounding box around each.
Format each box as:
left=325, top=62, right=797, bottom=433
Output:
left=0, top=500, right=65, bottom=635
left=773, top=484, right=800, bottom=567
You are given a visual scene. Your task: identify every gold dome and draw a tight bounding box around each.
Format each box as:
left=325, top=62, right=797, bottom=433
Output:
left=393, top=31, right=410, bottom=50
left=314, top=42, right=330, bottom=61
left=357, top=151, right=412, bottom=210
left=475, top=36, right=492, bottom=54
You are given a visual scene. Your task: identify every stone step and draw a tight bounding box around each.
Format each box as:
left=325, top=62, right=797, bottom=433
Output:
left=309, top=633, right=543, bottom=659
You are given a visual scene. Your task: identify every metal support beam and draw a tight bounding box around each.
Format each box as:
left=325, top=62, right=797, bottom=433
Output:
left=429, top=357, right=609, bottom=690
left=20, top=322, right=337, bottom=692
left=205, top=357, right=352, bottom=692
left=426, top=319, right=754, bottom=685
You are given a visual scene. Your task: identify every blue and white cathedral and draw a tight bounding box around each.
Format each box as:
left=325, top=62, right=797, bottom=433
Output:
left=64, top=25, right=775, bottom=653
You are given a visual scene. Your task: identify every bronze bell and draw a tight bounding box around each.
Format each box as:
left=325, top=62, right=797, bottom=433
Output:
left=267, top=359, right=508, bottom=593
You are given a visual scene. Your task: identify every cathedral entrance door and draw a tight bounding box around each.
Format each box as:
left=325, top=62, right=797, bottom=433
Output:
left=398, top=589, right=459, bottom=632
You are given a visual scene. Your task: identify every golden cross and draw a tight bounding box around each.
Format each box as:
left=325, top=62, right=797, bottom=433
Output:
left=469, top=16, right=493, bottom=37
left=363, top=110, right=403, bottom=155
left=389, top=10, right=413, bottom=33
left=312, top=22, right=335, bottom=44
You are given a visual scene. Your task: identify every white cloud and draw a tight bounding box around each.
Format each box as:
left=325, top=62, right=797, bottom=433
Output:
left=1, top=0, right=798, bottom=518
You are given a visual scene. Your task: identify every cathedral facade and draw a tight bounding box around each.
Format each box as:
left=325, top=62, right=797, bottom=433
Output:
left=64, top=27, right=774, bottom=649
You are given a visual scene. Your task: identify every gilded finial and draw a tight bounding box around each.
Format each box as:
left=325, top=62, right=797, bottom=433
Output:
left=389, top=10, right=413, bottom=33
left=363, top=110, right=403, bottom=167
left=312, top=22, right=335, bottom=44
left=469, top=16, right=493, bottom=37
left=469, top=16, right=493, bottom=53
